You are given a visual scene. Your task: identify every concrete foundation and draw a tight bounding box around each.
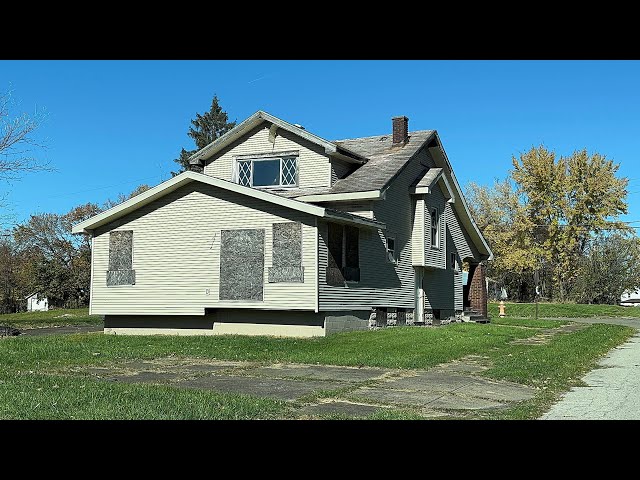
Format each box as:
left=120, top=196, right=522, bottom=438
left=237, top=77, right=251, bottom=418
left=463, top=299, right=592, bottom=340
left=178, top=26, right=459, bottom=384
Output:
left=104, top=309, right=372, bottom=338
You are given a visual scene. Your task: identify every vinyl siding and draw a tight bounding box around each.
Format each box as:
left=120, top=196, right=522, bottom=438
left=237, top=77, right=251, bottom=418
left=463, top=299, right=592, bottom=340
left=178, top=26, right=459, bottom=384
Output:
left=424, top=182, right=447, bottom=269
left=445, top=203, right=481, bottom=261
left=330, top=158, right=353, bottom=185
left=424, top=202, right=479, bottom=312
left=91, top=182, right=317, bottom=316
left=318, top=148, right=434, bottom=311
left=204, top=123, right=332, bottom=189
left=423, top=267, right=455, bottom=311
left=411, top=197, right=425, bottom=265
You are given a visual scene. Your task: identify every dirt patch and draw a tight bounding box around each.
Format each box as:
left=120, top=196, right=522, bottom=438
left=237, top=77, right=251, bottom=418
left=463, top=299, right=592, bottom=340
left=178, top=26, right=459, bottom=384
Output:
left=511, top=323, right=587, bottom=346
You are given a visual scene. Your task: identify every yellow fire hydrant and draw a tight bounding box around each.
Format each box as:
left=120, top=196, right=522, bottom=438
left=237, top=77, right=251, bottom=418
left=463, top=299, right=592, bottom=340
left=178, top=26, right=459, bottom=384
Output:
left=499, top=301, right=506, bottom=318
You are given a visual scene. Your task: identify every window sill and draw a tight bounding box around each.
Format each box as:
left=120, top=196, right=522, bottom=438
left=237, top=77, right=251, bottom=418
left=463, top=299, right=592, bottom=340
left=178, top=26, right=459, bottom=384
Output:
left=252, top=185, right=298, bottom=190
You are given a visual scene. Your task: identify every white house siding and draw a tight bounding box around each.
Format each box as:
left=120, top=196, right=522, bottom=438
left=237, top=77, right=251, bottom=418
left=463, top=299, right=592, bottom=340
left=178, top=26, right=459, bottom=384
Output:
left=320, top=201, right=374, bottom=219
left=91, top=182, right=317, bottom=316
left=411, top=197, right=425, bottom=265
left=204, top=124, right=332, bottom=189
left=318, top=148, right=434, bottom=311
left=424, top=182, right=447, bottom=269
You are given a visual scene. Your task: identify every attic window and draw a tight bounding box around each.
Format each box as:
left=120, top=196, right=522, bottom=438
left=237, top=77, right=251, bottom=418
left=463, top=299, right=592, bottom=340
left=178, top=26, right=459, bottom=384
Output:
left=236, top=156, right=298, bottom=188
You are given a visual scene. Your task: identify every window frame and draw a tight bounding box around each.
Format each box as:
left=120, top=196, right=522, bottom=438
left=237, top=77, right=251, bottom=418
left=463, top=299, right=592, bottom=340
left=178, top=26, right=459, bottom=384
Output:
left=450, top=251, right=459, bottom=272
left=430, top=206, right=440, bottom=250
left=326, top=222, right=360, bottom=284
left=385, top=235, right=397, bottom=264
left=236, top=156, right=298, bottom=189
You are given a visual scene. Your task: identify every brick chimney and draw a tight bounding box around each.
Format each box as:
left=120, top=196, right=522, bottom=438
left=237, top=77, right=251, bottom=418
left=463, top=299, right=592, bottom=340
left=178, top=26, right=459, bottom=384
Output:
left=392, top=116, right=409, bottom=144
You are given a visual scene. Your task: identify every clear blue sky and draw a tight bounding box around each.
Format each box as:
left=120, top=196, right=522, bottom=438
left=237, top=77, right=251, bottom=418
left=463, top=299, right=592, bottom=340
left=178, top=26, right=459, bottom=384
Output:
left=1, top=60, right=640, bottom=227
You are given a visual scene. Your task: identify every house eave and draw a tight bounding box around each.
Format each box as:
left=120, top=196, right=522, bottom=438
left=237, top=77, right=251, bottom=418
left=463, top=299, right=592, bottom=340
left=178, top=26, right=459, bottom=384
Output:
left=72, top=172, right=381, bottom=234
left=431, top=132, right=494, bottom=261
left=188, top=110, right=367, bottom=165
left=296, top=190, right=383, bottom=203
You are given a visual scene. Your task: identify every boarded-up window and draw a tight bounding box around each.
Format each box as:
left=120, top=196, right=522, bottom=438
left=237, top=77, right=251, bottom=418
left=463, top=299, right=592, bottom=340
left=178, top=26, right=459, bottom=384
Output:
left=268, top=222, right=304, bottom=283
left=219, top=229, right=265, bottom=300
left=326, top=222, right=360, bottom=285
left=107, top=230, right=135, bottom=286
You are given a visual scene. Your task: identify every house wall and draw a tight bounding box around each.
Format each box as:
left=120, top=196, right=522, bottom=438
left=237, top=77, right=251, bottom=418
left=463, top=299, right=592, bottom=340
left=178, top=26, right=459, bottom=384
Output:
left=318, top=147, right=435, bottom=311
left=204, top=123, right=332, bottom=189
left=423, top=198, right=482, bottom=314
left=319, top=201, right=374, bottom=219
left=411, top=197, right=425, bottom=265
left=424, top=182, right=447, bottom=269
left=91, top=182, right=318, bottom=316
left=446, top=203, right=481, bottom=262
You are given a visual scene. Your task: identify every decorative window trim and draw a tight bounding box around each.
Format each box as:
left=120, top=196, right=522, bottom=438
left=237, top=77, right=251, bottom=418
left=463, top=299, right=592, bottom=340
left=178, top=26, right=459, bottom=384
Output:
left=430, top=206, right=440, bottom=250
left=233, top=154, right=299, bottom=188
left=385, top=235, right=397, bottom=264
left=234, top=150, right=299, bottom=161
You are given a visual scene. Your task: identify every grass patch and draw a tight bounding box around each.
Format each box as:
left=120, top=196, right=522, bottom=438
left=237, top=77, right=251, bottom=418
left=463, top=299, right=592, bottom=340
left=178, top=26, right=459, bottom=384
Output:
left=0, top=371, right=287, bottom=420
left=489, top=317, right=569, bottom=328
left=477, top=323, right=635, bottom=419
left=0, top=321, right=634, bottom=419
left=0, top=323, right=536, bottom=371
left=0, top=308, right=103, bottom=329
left=488, top=302, right=640, bottom=319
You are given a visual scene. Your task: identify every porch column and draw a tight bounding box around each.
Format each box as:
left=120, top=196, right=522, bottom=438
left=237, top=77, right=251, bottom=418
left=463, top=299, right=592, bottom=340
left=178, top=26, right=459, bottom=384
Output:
left=469, top=262, right=488, bottom=318
left=414, top=267, right=424, bottom=323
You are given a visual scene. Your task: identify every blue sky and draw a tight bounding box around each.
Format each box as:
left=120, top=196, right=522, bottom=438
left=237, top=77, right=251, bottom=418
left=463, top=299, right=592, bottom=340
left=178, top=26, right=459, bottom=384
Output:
left=1, top=60, right=640, bottom=227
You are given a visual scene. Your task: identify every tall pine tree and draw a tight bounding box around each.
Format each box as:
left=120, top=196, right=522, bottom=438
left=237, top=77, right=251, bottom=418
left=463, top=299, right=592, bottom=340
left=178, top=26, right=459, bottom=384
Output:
left=172, top=95, right=236, bottom=175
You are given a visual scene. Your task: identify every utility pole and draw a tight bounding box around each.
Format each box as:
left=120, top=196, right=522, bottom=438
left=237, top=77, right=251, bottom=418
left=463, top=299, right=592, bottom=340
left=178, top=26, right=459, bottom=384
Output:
left=534, top=269, right=540, bottom=321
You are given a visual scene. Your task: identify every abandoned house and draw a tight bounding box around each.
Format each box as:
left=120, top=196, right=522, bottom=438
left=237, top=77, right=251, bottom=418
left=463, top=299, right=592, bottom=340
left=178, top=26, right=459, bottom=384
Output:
left=72, top=111, right=493, bottom=337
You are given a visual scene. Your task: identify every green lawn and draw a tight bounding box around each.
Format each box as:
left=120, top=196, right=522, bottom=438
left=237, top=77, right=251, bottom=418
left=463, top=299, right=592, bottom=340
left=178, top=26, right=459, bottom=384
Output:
left=0, top=308, right=103, bottom=329
left=488, top=302, right=640, bottom=319
left=0, top=321, right=634, bottom=420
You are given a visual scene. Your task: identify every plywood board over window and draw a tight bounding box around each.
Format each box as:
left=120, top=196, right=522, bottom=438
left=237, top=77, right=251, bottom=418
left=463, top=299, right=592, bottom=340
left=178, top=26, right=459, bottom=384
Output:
left=107, top=230, right=135, bottom=286
left=219, top=229, right=265, bottom=300
left=269, top=222, right=304, bottom=283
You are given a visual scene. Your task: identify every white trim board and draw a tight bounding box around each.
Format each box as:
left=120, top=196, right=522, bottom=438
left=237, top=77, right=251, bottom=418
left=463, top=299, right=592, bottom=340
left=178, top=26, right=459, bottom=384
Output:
left=72, top=171, right=385, bottom=234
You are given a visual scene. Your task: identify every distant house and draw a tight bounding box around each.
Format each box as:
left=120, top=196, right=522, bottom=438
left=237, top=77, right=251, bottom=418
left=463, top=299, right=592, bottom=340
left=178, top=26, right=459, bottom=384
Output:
left=620, top=289, right=640, bottom=307
left=72, top=111, right=493, bottom=337
left=25, top=293, right=48, bottom=312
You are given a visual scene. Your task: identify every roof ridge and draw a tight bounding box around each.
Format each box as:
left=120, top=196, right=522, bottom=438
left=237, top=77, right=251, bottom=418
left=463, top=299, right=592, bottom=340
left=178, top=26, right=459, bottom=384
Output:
left=334, top=129, right=435, bottom=142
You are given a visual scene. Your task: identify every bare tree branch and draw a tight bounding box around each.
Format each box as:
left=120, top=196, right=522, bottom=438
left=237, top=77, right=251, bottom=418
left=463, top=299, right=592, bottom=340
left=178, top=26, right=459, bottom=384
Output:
left=0, top=89, right=52, bottom=182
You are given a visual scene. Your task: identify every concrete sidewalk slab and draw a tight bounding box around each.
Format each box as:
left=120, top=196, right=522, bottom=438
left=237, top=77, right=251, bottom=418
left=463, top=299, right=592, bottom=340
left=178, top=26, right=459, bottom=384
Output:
left=250, top=364, right=387, bottom=382
left=542, top=334, right=640, bottom=420
left=175, top=375, right=347, bottom=401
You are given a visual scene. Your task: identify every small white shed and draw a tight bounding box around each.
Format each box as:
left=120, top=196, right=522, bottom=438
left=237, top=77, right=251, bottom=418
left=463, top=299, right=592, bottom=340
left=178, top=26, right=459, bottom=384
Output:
left=25, top=293, right=48, bottom=312
left=620, top=289, right=640, bottom=307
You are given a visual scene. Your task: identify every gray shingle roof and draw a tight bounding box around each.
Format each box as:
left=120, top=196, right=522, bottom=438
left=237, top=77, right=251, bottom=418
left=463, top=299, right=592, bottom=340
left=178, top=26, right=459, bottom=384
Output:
left=246, top=130, right=436, bottom=200
left=328, top=130, right=436, bottom=194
